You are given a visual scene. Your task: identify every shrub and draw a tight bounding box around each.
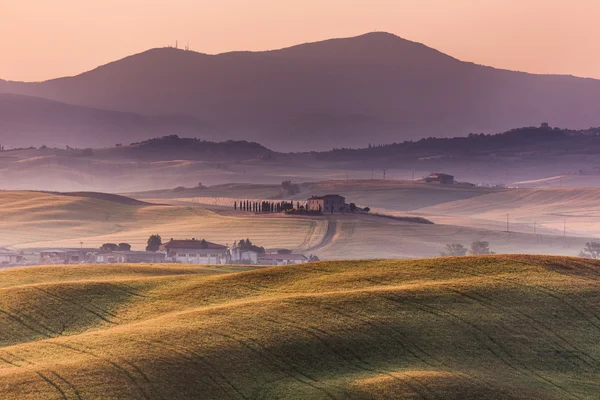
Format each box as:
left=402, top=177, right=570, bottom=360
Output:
left=579, top=242, right=600, bottom=259
left=470, top=241, right=495, bottom=255
left=441, top=243, right=467, bottom=256
left=146, top=234, right=162, bottom=252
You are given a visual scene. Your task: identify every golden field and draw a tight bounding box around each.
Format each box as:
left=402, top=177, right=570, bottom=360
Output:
left=0, top=190, right=597, bottom=259
left=1, top=255, right=599, bottom=398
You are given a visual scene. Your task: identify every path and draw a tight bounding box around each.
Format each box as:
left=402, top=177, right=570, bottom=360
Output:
left=305, top=217, right=338, bottom=252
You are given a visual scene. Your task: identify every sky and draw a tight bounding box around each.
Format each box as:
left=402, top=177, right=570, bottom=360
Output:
left=1, top=0, right=599, bottom=82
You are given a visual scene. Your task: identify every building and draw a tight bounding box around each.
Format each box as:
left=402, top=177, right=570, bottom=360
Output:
left=0, top=248, right=23, bottom=265
left=424, top=173, right=455, bottom=185
left=229, top=244, right=260, bottom=264
left=258, top=253, right=309, bottom=266
left=306, top=194, right=346, bottom=213
left=163, top=239, right=229, bottom=264
left=39, top=248, right=98, bottom=264
left=95, top=251, right=165, bottom=264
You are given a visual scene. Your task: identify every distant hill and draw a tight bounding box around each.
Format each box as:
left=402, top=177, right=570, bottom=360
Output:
left=1, top=32, right=600, bottom=150
left=0, top=93, right=221, bottom=148
left=317, top=125, right=600, bottom=160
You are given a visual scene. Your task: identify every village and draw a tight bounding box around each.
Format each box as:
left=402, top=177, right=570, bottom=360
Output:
left=0, top=192, right=373, bottom=268
left=0, top=176, right=457, bottom=269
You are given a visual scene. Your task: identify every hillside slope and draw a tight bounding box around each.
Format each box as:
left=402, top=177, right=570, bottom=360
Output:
left=1, top=256, right=599, bottom=398
left=0, top=93, right=220, bottom=148
left=416, top=187, right=600, bottom=236
left=0, top=190, right=596, bottom=259
left=2, top=32, right=600, bottom=150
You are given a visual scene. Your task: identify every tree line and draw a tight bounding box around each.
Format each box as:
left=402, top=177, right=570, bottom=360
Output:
left=442, top=241, right=495, bottom=256
left=234, top=200, right=302, bottom=213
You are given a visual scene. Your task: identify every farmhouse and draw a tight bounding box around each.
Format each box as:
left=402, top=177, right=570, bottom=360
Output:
left=163, top=239, right=229, bottom=264
left=95, top=251, right=165, bottom=264
left=258, top=253, right=309, bottom=266
left=424, top=172, right=455, bottom=184
left=307, top=194, right=346, bottom=213
left=39, top=248, right=98, bottom=264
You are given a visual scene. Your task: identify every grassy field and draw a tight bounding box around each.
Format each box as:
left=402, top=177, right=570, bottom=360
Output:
left=314, top=214, right=594, bottom=259
left=1, top=255, right=599, bottom=399
left=131, top=180, right=498, bottom=212
left=0, top=191, right=597, bottom=259
left=0, top=191, right=327, bottom=251
left=416, top=187, right=600, bottom=237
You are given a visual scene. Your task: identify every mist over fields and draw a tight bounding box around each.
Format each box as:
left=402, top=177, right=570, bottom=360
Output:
left=1, top=27, right=600, bottom=400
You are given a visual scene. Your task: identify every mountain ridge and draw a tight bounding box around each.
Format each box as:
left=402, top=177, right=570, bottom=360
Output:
left=1, top=32, right=600, bottom=150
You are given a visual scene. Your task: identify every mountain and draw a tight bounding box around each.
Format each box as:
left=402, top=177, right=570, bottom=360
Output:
left=2, top=32, right=600, bottom=150
left=0, top=93, right=220, bottom=148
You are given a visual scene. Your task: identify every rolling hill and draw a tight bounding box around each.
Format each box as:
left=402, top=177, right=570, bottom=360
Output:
left=2, top=32, right=600, bottom=150
left=1, top=256, right=599, bottom=398
left=0, top=190, right=596, bottom=260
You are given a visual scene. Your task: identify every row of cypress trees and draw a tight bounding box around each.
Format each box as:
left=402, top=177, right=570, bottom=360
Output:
left=234, top=200, right=302, bottom=213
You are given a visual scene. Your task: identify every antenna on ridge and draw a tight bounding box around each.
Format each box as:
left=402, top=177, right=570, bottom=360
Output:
left=176, top=40, right=178, bottom=49
left=185, top=41, right=189, bottom=51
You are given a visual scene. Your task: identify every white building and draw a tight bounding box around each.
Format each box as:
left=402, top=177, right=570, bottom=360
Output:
left=0, top=248, right=23, bottom=265
left=95, top=251, right=165, bottom=264
left=229, top=244, right=260, bottom=264
left=163, top=239, right=229, bottom=264
left=258, top=253, right=309, bottom=266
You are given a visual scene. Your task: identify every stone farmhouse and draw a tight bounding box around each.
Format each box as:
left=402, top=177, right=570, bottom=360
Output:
left=424, top=172, right=455, bottom=184
left=307, top=194, right=347, bottom=213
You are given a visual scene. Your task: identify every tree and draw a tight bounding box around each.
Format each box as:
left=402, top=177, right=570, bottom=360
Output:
left=146, top=234, right=162, bottom=252
left=100, top=243, right=119, bottom=252
left=470, top=241, right=495, bottom=255
left=441, top=243, right=467, bottom=256
left=579, top=242, right=600, bottom=259
left=234, top=201, right=237, bottom=210
left=118, top=243, right=131, bottom=251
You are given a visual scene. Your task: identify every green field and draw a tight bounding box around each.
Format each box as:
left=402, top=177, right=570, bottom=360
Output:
left=1, top=255, right=599, bottom=399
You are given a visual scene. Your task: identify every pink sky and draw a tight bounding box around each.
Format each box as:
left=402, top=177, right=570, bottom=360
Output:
left=1, top=0, right=599, bottom=81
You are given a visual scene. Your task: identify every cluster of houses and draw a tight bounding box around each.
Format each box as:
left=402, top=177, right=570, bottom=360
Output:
left=3, top=239, right=312, bottom=267
left=2, top=193, right=366, bottom=268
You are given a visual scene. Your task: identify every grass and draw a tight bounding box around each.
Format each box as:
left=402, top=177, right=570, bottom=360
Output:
left=417, top=187, right=600, bottom=237
left=0, top=191, right=327, bottom=251
left=0, top=255, right=599, bottom=399
left=0, top=191, right=596, bottom=260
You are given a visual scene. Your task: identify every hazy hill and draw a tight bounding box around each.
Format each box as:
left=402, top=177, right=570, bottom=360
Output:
left=1, top=256, right=599, bottom=399
left=0, top=93, right=221, bottom=148
left=2, top=32, right=600, bottom=150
